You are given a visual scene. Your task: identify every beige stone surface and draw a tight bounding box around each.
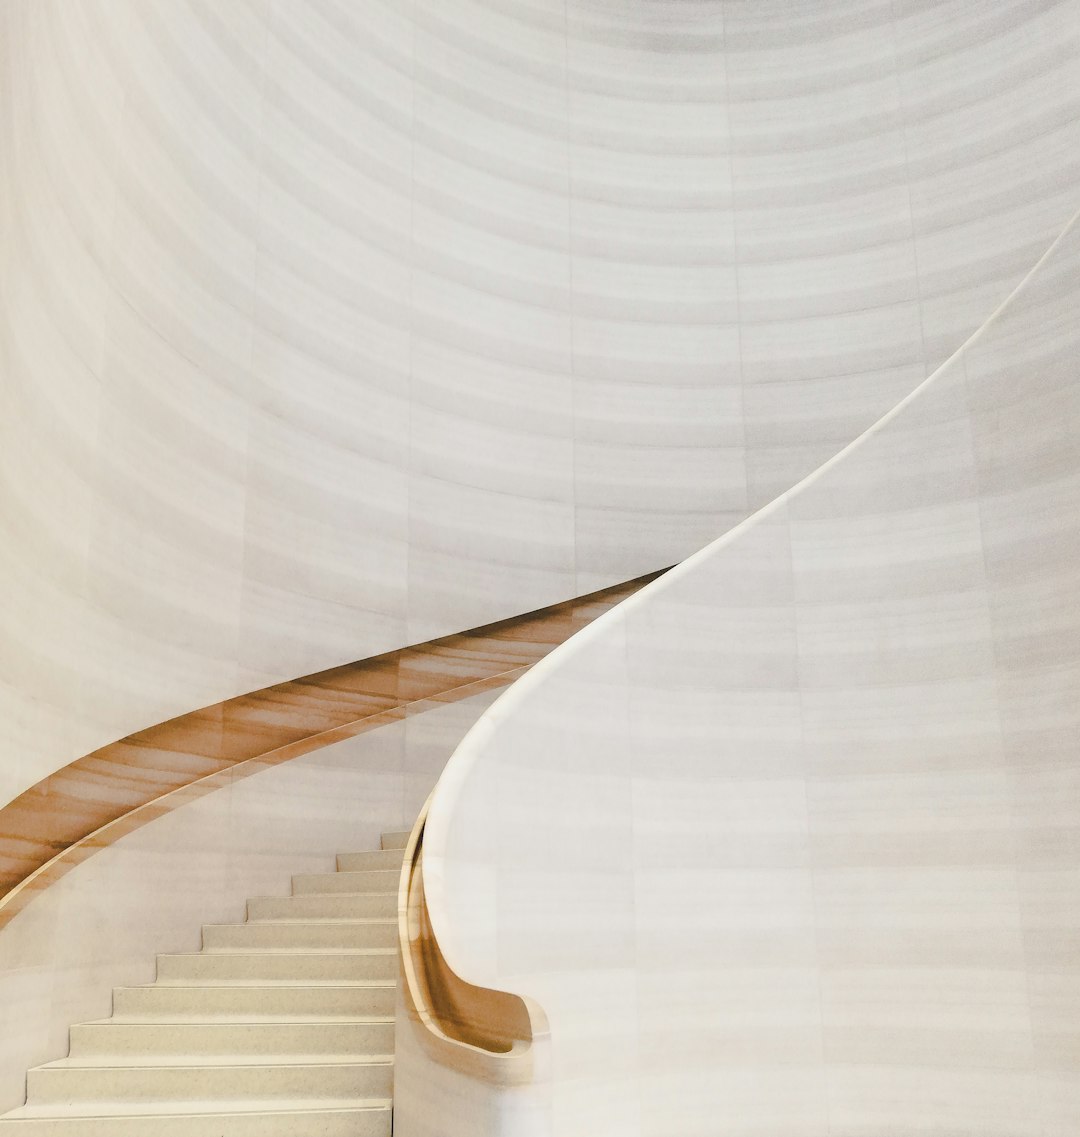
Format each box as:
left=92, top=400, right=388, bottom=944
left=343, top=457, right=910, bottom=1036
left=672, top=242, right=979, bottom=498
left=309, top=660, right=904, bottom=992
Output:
left=422, top=211, right=1080, bottom=1135
left=4, top=0, right=1078, bottom=811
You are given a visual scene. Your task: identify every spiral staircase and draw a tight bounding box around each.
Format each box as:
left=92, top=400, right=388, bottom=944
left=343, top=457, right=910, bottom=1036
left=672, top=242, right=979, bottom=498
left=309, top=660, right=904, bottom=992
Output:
left=0, top=832, right=410, bottom=1135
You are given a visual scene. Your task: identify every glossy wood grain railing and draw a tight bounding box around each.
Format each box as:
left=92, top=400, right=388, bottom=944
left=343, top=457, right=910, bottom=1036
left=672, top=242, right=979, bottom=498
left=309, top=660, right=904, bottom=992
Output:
left=398, top=793, right=548, bottom=1084
left=0, top=570, right=666, bottom=930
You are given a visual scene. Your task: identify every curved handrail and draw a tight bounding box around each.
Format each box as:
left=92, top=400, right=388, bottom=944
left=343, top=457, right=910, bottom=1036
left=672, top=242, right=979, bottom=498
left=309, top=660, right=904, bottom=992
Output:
left=417, top=201, right=1080, bottom=1086
left=0, top=569, right=665, bottom=931
left=397, top=793, right=549, bottom=1084
left=429, top=200, right=1080, bottom=853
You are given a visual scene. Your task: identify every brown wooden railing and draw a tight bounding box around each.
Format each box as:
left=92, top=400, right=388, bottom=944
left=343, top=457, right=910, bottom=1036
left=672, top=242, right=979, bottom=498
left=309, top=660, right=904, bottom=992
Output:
left=0, top=569, right=665, bottom=929
left=398, top=794, right=547, bottom=1083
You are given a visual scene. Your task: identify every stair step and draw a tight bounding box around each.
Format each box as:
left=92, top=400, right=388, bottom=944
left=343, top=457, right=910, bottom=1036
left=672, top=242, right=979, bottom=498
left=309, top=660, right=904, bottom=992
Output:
left=69, top=1020, right=394, bottom=1059
left=112, top=983, right=395, bottom=1020
left=292, top=870, right=398, bottom=895
left=0, top=836, right=407, bottom=1135
left=203, top=921, right=396, bottom=951
left=0, top=1101, right=392, bottom=1135
left=26, top=1061, right=393, bottom=1106
left=248, top=893, right=396, bottom=921
left=156, top=951, right=396, bottom=985
left=336, top=849, right=404, bottom=872
left=380, top=831, right=410, bottom=850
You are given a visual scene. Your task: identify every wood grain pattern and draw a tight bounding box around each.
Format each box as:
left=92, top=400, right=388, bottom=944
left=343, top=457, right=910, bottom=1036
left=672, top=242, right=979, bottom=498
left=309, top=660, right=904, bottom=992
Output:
left=0, top=570, right=663, bottom=929
left=398, top=794, right=548, bottom=1086
left=4, top=0, right=1077, bottom=824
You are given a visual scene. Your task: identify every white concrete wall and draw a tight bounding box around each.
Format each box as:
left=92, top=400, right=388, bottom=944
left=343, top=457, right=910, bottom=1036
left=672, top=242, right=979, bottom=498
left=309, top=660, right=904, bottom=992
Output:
left=3, top=0, right=1078, bottom=809
left=0, top=686, right=499, bottom=1113
left=422, top=212, right=1080, bottom=1136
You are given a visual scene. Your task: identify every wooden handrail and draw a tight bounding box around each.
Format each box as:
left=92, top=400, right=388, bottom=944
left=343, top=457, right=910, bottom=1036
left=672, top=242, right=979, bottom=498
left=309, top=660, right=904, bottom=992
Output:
left=397, top=794, right=548, bottom=1084
left=0, top=569, right=666, bottom=931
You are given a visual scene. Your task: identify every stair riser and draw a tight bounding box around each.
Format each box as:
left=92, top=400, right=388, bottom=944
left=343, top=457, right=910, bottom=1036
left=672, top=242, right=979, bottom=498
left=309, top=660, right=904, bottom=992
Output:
left=27, top=1064, right=392, bottom=1105
left=0, top=839, right=407, bottom=1134
left=0, top=1108, right=392, bottom=1136
left=155, top=954, right=395, bottom=984
left=68, top=1021, right=394, bottom=1060
left=336, top=851, right=404, bottom=872
left=247, top=895, right=396, bottom=920
left=202, top=924, right=396, bottom=951
left=380, top=832, right=409, bottom=850
left=292, top=872, right=398, bottom=896
left=111, top=985, right=395, bottom=1020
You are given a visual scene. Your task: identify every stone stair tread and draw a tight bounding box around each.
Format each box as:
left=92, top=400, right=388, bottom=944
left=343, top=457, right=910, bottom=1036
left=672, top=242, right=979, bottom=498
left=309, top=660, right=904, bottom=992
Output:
left=129, top=978, right=394, bottom=986
left=129, top=979, right=394, bottom=989
left=0, top=836, right=404, bottom=1133
left=107, top=1017, right=387, bottom=1025
left=208, top=914, right=393, bottom=923
left=3, top=1098, right=392, bottom=1119
left=249, top=892, right=395, bottom=901
left=164, top=950, right=395, bottom=957
left=151, top=979, right=392, bottom=987
left=80, top=1015, right=393, bottom=1026
left=291, top=877, right=397, bottom=894
left=246, top=905, right=397, bottom=923
left=37, top=1056, right=393, bottom=1070
left=295, top=871, right=396, bottom=879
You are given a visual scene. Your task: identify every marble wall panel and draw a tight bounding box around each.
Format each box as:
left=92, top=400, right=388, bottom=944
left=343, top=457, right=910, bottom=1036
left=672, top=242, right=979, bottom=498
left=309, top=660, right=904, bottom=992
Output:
left=418, top=212, right=1080, bottom=1133
left=4, top=0, right=1079, bottom=816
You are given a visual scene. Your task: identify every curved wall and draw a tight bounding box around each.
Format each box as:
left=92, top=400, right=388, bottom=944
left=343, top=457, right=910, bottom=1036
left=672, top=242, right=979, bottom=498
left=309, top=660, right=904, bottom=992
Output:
left=0, top=570, right=657, bottom=906
left=423, top=212, right=1080, bottom=1135
left=2, top=0, right=1078, bottom=809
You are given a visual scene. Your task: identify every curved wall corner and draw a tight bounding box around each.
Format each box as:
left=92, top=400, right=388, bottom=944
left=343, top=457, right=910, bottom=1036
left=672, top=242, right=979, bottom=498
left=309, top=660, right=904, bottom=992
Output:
left=393, top=993, right=551, bottom=1137
left=422, top=211, right=1080, bottom=1137
left=2, top=0, right=1079, bottom=816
